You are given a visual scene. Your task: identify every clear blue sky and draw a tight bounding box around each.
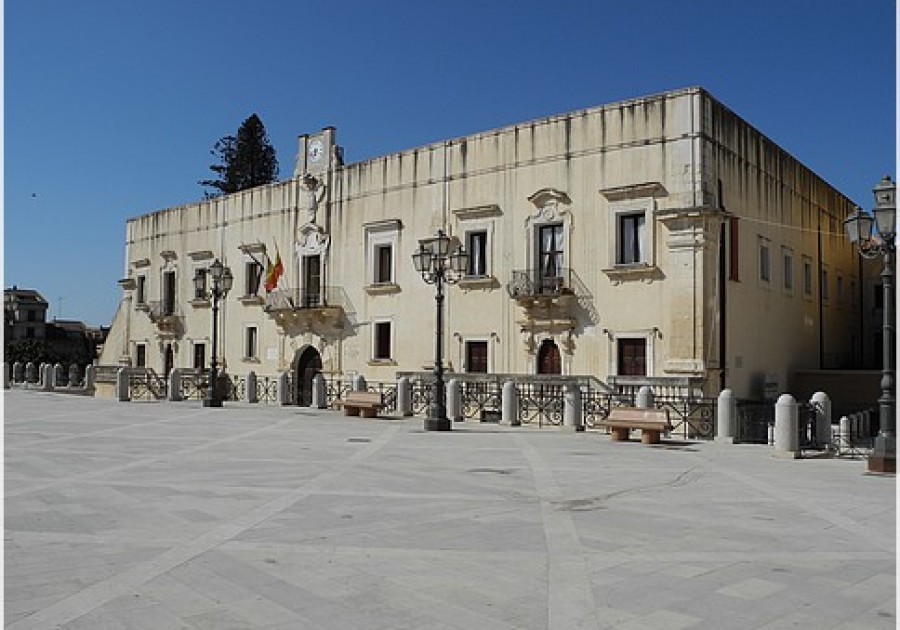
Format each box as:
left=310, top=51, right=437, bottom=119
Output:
left=5, top=0, right=896, bottom=327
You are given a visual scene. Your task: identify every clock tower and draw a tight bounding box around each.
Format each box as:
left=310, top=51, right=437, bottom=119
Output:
left=294, top=126, right=338, bottom=178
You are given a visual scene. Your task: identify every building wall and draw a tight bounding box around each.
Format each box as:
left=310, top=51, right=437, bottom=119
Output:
left=701, top=94, right=859, bottom=397
left=4, top=289, right=50, bottom=341
left=99, top=87, right=860, bottom=400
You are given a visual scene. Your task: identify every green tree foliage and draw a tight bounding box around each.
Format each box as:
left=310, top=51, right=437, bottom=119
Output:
left=199, top=114, right=279, bottom=197
left=4, top=339, right=62, bottom=366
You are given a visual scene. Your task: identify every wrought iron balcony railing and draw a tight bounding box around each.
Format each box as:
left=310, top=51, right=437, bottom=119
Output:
left=507, top=268, right=579, bottom=299
left=264, top=287, right=350, bottom=313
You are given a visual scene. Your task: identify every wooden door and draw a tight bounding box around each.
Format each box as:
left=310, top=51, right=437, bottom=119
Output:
left=466, top=341, right=488, bottom=373
left=537, top=339, right=561, bottom=375
left=617, top=339, right=647, bottom=376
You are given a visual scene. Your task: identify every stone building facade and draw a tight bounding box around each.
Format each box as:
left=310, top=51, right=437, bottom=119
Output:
left=98, top=87, right=861, bottom=400
left=5, top=287, right=50, bottom=341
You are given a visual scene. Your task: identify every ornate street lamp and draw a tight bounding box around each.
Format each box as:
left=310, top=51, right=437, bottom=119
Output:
left=194, top=259, right=233, bottom=407
left=412, top=229, right=469, bottom=431
left=844, top=175, right=896, bottom=473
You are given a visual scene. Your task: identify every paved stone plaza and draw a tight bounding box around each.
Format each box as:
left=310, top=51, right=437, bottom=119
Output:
left=4, top=390, right=896, bottom=629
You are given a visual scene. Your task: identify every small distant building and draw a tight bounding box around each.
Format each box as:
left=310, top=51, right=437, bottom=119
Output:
left=3, top=287, right=108, bottom=363
left=4, top=286, right=49, bottom=341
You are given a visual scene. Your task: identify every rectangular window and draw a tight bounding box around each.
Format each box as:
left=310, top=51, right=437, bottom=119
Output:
left=162, top=271, right=176, bottom=315
left=758, top=238, right=771, bottom=283
left=364, top=219, right=401, bottom=293
left=374, top=321, right=392, bottom=360
left=302, top=255, right=322, bottom=307
left=729, top=217, right=740, bottom=281
left=783, top=249, right=794, bottom=292
left=194, top=269, right=208, bottom=300
left=803, top=257, right=813, bottom=296
left=467, top=231, right=488, bottom=276
left=538, top=223, right=564, bottom=292
left=618, top=213, right=645, bottom=264
left=136, top=275, right=147, bottom=305
left=245, top=326, right=258, bottom=359
left=375, top=244, right=393, bottom=284
left=465, top=341, right=488, bottom=373
left=135, top=343, right=147, bottom=368
left=245, top=262, right=263, bottom=296
left=193, top=343, right=206, bottom=370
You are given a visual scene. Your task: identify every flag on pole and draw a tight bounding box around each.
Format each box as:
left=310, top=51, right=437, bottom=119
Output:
left=265, top=246, right=284, bottom=292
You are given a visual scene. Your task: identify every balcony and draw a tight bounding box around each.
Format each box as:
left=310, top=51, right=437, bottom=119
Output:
left=507, top=268, right=593, bottom=335
left=507, top=267, right=580, bottom=300
left=146, top=300, right=183, bottom=337
left=264, top=287, right=350, bottom=334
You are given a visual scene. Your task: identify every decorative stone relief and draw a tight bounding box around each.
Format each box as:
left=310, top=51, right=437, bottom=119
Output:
left=296, top=224, right=331, bottom=257
left=524, top=188, right=572, bottom=232
left=301, top=173, right=327, bottom=225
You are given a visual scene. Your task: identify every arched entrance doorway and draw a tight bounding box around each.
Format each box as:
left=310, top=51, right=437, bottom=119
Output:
left=537, top=339, right=561, bottom=375
left=293, top=346, right=323, bottom=406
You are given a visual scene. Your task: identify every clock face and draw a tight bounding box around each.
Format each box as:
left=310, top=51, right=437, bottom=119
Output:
left=308, top=138, right=325, bottom=163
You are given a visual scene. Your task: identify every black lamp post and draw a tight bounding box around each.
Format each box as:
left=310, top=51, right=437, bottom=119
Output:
left=844, top=175, right=896, bottom=474
left=412, top=230, right=469, bottom=431
left=195, top=259, right=233, bottom=408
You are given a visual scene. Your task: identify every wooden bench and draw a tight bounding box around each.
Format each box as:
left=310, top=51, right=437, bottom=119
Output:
left=597, top=407, right=672, bottom=444
left=334, top=391, right=384, bottom=418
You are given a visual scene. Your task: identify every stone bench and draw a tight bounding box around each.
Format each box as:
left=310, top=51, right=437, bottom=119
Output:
left=334, top=391, right=384, bottom=418
left=597, top=407, right=672, bottom=444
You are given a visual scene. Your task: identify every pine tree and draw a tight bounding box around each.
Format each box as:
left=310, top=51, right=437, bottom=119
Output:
left=199, top=114, right=279, bottom=197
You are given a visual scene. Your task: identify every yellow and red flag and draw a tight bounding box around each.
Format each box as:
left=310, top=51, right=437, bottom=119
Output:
left=265, top=247, right=283, bottom=292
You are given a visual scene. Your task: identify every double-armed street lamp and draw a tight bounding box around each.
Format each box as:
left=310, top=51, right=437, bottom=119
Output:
left=843, top=175, right=896, bottom=473
left=194, top=259, right=234, bottom=408
left=412, top=230, right=469, bottom=431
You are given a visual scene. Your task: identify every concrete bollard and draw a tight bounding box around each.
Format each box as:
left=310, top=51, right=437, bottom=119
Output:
left=810, top=391, right=831, bottom=448
left=564, top=383, right=584, bottom=431
left=116, top=367, right=130, bottom=401
left=278, top=372, right=291, bottom=405
left=312, top=373, right=327, bottom=409
left=54, top=363, right=65, bottom=387
left=68, top=364, right=80, bottom=388
left=503, top=380, right=520, bottom=426
left=43, top=364, right=55, bottom=391
left=636, top=385, right=655, bottom=409
left=448, top=379, right=462, bottom=422
left=246, top=371, right=258, bottom=403
left=397, top=377, right=412, bottom=416
left=839, top=415, right=850, bottom=448
left=84, top=364, right=96, bottom=391
left=13, top=361, right=24, bottom=383
left=352, top=374, right=367, bottom=392
left=25, top=362, right=37, bottom=384
left=716, top=388, right=736, bottom=443
left=169, top=369, right=183, bottom=402
left=774, top=394, right=799, bottom=458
